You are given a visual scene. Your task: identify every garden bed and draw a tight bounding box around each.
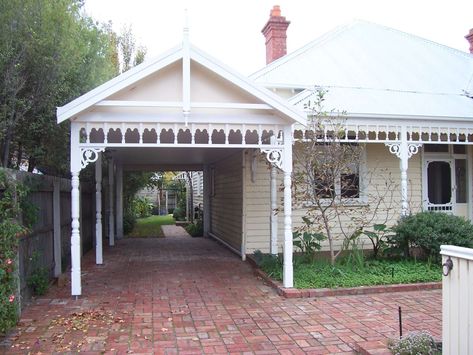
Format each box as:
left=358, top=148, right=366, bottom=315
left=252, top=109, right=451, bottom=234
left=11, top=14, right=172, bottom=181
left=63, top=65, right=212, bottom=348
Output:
left=250, top=255, right=442, bottom=298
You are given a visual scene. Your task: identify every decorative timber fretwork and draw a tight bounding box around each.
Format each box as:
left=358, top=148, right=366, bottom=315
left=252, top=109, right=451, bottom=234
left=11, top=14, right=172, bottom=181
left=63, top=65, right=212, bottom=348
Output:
left=385, top=142, right=422, bottom=159
left=293, top=123, right=473, bottom=144
left=261, top=148, right=283, bottom=170
left=80, top=148, right=105, bottom=169
left=78, top=122, right=282, bottom=148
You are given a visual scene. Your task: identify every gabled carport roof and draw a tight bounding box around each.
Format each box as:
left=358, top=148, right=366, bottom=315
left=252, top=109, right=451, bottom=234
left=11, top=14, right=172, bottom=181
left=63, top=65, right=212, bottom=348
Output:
left=57, top=40, right=306, bottom=126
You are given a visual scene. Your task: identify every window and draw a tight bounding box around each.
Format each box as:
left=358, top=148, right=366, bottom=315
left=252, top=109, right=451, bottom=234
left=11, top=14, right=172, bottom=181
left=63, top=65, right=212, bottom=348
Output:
left=312, top=159, right=361, bottom=200
left=341, top=171, right=360, bottom=198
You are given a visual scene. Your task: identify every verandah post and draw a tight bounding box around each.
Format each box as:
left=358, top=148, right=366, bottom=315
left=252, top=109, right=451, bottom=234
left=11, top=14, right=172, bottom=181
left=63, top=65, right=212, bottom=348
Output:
left=108, top=159, right=115, bottom=246
left=282, top=126, right=293, bottom=288
left=116, top=163, right=123, bottom=239
left=70, top=123, right=81, bottom=297
left=270, top=137, right=279, bottom=255
left=95, top=153, right=103, bottom=264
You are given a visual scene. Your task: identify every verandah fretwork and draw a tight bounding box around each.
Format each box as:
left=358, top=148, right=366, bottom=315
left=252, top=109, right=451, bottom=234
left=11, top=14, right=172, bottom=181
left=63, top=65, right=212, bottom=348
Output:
left=78, top=122, right=282, bottom=146
left=293, top=124, right=473, bottom=144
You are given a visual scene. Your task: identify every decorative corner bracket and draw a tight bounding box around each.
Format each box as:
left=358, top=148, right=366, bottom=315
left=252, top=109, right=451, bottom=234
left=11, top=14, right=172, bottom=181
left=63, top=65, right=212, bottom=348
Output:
left=261, top=148, right=283, bottom=170
left=81, top=148, right=105, bottom=169
left=385, top=143, right=422, bottom=159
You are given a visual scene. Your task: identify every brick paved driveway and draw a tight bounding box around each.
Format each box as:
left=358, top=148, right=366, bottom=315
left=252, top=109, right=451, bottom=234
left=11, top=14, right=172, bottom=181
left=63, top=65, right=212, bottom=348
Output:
left=1, top=231, right=441, bottom=354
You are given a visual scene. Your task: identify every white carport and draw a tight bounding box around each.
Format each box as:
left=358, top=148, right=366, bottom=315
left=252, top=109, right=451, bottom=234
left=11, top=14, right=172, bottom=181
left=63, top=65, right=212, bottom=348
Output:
left=57, top=30, right=305, bottom=296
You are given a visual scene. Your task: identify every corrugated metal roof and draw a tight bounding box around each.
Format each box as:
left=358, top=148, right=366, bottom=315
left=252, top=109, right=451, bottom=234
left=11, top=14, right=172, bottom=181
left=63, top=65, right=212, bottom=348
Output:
left=251, top=20, right=473, bottom=119
left=289, top=86, right=473, bottom=119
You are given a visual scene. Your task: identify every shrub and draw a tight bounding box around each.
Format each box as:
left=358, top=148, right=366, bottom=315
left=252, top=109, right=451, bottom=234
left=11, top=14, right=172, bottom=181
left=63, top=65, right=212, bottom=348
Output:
left=172, top=207, right=186, bottom=221
left=27, top=252, right=49, bottom=296
left=388, top=331, right=440, bottom=355
left=185, top=220, right=203, bottom=237
left=131, top=196, right=153, bottom=218
left=293, top=230, right=325, bottom=261
left=252, top=250, right=283, bottom=280
left=362, top=223, right=395, bottom=259
left=123, top=213, right=136, bottom=235
left=394, top=212, right=473, bottom=261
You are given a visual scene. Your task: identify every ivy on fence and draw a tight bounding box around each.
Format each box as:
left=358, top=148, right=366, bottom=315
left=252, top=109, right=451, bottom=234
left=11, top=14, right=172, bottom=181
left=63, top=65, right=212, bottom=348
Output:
left=0, top=170, right=36, bottom=334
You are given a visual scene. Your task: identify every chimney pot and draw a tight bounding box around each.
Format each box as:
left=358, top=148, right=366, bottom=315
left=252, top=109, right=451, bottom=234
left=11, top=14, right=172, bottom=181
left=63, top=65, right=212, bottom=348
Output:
left=466, top=28, right=473, bottom=54
left=271, top=5, right=281, bottom=17
left=262, top=5, right=290, bottom=64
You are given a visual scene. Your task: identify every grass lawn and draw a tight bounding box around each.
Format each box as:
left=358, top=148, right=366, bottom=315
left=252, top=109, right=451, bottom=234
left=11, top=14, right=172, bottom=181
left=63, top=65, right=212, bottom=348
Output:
left=258, top=255, right=442, bottom=289
left=128, top=214, right=175, bottom=238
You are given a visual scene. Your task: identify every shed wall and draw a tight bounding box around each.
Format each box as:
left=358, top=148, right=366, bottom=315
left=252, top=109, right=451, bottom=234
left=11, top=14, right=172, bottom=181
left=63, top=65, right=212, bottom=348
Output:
left=209, top=152, right=243, bottom=251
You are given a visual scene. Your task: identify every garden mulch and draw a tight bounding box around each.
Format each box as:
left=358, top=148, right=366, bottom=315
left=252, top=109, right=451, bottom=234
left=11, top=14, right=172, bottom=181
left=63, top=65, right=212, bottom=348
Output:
left=0, top=232, right=441, bottom=354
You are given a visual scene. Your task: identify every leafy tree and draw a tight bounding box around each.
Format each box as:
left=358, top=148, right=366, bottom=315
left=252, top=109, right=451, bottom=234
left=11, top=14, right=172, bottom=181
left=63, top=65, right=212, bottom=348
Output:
left=118, top=25, right=147, bottom=72
left=293, top=89, right=399, bottom=264
left=0, top=0, right=118, bottom=175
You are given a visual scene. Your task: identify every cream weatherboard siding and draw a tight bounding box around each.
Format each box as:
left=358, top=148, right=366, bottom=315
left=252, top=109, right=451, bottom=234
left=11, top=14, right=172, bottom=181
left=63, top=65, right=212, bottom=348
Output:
left=243, top=150, right=272, bottom=253
left=209, top=151, right=243, bottom=252
left=243, top=143, right=423, bottom=254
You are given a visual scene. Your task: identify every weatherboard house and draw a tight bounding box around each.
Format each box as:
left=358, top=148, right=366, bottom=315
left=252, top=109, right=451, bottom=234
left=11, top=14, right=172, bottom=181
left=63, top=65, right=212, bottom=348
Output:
left=57, top=6, right=473, bottom=295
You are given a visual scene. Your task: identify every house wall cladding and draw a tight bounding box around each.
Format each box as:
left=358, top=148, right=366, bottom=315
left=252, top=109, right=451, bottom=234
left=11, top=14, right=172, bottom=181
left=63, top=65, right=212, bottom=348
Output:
left=244, top=144, right=423, bottom=254
left=5, top=170, right=94, bottom=307
left=209, top=152, right=243, bottom=251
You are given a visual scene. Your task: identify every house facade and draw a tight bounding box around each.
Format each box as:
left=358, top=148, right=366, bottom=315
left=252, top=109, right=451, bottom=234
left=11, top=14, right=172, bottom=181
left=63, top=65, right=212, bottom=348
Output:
left=58, top=7, right=473, bottom=295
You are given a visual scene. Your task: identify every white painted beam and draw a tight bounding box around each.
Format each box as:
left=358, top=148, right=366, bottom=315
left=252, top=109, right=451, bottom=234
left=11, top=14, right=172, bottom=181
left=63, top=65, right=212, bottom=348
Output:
left=96, top=100, right=272, bottom=110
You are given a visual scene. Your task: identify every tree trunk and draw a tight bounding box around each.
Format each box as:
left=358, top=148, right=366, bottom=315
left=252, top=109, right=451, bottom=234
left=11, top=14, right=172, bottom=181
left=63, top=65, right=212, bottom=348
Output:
left=1, top=125, right=13, bottom=167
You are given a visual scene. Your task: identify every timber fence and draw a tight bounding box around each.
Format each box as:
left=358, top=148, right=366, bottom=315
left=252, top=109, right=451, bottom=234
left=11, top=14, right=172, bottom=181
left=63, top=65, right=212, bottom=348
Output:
left=2, top=169, right=95, bottom=311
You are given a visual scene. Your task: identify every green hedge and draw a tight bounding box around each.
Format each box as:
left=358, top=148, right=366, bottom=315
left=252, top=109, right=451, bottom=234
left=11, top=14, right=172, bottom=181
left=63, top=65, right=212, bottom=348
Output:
left=394, top=212, right=473, bottom=261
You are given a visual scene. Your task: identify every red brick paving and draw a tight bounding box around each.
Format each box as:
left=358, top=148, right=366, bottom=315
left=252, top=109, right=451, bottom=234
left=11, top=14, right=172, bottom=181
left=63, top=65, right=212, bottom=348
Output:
left=0, top=233, right=441, bottom=354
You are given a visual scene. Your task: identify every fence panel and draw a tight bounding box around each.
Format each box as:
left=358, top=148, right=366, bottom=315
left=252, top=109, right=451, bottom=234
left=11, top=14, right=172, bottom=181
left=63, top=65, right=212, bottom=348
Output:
left=1, top=169, right=95, bottom=309
left=441, top=245, right=473, bottom=354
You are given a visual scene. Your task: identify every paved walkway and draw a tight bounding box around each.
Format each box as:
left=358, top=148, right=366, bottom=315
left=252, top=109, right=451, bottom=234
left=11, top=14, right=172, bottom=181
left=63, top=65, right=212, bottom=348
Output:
left=1, top=231, right=441, bottom=354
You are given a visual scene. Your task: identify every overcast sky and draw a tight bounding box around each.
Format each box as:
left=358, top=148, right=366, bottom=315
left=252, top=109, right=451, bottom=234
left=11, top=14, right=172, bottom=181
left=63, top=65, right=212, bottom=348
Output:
left=84, top=0, right=473, bottom=75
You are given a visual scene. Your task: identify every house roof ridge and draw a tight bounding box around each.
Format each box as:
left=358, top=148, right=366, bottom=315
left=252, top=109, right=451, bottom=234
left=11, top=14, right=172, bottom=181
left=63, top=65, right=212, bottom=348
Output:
left=251, top=19, right=473, bottom=83
left=358, top=19, right=473, bottom=60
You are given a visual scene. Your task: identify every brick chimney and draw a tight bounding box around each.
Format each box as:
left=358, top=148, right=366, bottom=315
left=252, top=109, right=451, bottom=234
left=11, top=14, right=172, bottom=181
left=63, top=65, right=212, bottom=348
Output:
left=466, top=28, right=473, bottom=54
left=262, top=5, right=290, bottom=64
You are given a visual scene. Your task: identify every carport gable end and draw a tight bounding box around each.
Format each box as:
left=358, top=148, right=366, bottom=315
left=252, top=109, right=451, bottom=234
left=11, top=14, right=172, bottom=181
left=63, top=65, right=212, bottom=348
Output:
left=59, top=32, right=302, bottom=296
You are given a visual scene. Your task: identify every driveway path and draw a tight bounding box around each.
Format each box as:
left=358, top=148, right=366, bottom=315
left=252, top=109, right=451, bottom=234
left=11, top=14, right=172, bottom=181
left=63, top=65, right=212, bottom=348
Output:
left=1, top=232, right=441, bottom=354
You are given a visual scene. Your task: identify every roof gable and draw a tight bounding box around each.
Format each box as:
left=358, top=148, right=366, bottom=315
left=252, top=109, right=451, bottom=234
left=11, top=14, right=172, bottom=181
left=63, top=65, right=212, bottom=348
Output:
left=57, top=41, right=306, bottom=125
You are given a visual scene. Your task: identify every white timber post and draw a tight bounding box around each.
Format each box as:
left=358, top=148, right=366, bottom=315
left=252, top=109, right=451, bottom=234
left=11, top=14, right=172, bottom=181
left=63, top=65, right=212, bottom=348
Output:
left=270, top=136, right=278, bottom=255
left=385, top=126, right=422, bottom=217
left=108, top=159, right=115, bottom=246
left=282, top=126, right=293, bottom=288
left=116, top=164, right=124, bottom=239
left=95, top=154, right=103, bottom=264
left=53, top=177, right=62, bottom=277
left=203, top=165, right=211, bottom=237
left=70, top=123, right=82, bottom=296
left=165, top=190, right=169, bottom=214
left=399, top=126, right=409, bottom=217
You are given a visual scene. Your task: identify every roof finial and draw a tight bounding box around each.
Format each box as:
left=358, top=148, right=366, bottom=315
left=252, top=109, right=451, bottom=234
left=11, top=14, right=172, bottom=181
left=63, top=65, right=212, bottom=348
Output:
left=183, top=9, right=189, bottom=37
